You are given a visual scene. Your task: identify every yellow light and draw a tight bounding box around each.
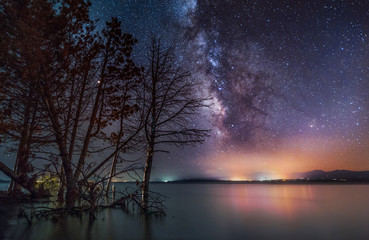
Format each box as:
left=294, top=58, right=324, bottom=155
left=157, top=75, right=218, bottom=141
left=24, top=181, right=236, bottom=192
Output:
left=230, top=177, right=248, bottom=181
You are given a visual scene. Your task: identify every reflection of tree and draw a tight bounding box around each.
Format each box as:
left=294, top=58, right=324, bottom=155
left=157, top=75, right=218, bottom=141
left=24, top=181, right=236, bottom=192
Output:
left=143, top=216, right=152, bottom=240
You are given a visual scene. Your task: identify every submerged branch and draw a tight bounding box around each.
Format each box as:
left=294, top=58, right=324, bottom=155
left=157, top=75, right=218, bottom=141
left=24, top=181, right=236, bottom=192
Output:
left=14, top=187, right=167, bottom=224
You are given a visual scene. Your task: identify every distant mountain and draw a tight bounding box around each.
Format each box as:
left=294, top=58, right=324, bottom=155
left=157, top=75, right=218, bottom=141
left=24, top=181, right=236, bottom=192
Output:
left=292, top=170, right=369, bottom=180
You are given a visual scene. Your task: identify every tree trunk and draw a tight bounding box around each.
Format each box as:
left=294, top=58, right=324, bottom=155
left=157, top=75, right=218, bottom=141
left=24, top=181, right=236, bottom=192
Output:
left=11, top=97, right=32, bottom=193
left=141, top=43, right=158, bottom=210
left=41, top=85, right=77, bottom=207
left=74, top=41, right=110, bottom=181
left=7, top=155, right=19, bottom=192
left=105, top=110, right=125, bottom=197
left=142, top=143, right=154, bottom=210
left=67, top=61, right=90, bottom=164
left=57, top=165, right=66, bottom=203
left=0, top=161, right=37, bottom=196
left=105, top=152, right=118, bottom=197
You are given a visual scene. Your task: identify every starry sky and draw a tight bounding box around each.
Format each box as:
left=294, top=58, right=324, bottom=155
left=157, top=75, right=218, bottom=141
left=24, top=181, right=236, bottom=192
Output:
left=2, top=0, right=368, bottom=181
left=88, top=0, right=369, bottom=181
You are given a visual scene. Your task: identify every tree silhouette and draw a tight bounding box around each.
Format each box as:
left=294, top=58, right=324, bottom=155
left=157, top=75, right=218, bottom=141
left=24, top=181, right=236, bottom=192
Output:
left=0, top=1, right=142, bottom=208
left=140, top=38, right=210, bottom=210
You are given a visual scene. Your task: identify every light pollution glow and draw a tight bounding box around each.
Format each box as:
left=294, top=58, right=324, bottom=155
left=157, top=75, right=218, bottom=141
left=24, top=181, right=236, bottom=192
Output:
left=202, top=135, right=369, bottom=180
left=88, top=0, right=369, bottom=182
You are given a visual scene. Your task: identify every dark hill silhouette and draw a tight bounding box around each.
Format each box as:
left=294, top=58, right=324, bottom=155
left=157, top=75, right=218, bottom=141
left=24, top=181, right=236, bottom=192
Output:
left=292, top=170, right=369, bottom=180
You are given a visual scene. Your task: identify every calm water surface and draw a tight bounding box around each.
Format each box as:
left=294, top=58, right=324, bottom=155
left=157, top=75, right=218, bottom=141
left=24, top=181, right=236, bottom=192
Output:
left=1, top=183, right=369, bottom=240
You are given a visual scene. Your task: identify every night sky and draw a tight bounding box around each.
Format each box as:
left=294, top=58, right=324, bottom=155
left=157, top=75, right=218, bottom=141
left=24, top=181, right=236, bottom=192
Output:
left=90, top=0, right=369, bottom=180
left=3, top=0, right=369, bottom=181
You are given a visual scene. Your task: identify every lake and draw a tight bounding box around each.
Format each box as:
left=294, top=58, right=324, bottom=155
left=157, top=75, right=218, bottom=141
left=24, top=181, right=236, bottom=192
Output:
left=1, top=183, right=369, bottom=240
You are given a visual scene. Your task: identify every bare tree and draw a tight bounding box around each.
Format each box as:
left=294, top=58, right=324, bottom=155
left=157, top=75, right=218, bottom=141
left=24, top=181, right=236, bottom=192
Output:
left=0, top=0, right=75, bottom=198
left=140, top=38, right=210, bottom=210
left=73, top=18, right=142, bottom=182
left=0, top=0, right=142, bottom=208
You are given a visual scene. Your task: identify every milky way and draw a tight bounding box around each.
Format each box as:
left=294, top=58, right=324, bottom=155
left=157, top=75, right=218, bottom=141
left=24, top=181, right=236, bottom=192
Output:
left=74, top=0, right=369, bottom=179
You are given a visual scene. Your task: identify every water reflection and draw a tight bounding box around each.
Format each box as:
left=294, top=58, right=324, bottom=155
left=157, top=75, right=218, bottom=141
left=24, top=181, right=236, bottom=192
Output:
left=3, top=183, right=369, bottom=240
left=224, top=184, right=316, bottom=219
left=143, top=216, right=152, bottom=240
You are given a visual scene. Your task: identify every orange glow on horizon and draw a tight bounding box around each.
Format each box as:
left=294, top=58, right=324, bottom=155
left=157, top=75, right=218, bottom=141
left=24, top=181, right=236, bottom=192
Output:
left=203, top=135, right=369, bottom=179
